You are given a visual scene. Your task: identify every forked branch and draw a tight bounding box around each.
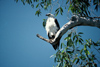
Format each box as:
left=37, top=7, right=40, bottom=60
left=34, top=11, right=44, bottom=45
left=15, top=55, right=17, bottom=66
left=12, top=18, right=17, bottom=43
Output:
left=37, top=15, right=100, bottom=45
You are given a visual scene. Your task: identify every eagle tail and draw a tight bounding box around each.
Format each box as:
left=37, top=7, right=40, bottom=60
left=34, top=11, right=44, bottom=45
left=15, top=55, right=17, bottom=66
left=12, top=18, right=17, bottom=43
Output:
left=52, top=40, right=60, bottom=50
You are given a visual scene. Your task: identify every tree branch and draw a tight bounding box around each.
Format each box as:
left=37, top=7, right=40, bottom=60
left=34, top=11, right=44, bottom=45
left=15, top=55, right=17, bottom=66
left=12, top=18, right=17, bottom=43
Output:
left=36, top=34, right=52, bottom=43
left=36, top=15, right=100, bottom=45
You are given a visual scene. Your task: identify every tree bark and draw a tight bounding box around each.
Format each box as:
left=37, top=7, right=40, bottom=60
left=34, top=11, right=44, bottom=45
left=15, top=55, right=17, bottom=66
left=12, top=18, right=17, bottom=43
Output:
left=36, top=15, right=100, bottom=45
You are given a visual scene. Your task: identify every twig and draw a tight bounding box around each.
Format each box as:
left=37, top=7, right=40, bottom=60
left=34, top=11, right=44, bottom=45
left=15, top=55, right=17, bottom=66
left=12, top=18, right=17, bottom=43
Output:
left=36, top=34, right=52, bottom=43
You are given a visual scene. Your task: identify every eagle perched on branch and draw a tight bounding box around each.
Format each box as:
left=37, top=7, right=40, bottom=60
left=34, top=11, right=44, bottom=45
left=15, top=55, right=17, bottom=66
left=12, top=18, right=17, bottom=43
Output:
left=45, top=13, right=60, bottom=50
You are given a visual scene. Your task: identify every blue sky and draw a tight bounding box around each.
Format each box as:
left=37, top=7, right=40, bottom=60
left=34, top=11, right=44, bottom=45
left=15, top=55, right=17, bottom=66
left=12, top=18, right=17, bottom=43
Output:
left=0, top=0, right=100, bottom=67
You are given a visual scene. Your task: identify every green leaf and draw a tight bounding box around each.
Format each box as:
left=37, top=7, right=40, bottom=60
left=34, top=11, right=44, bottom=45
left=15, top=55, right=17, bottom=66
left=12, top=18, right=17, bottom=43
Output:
left=73, top=57, right=78, bottom=63
left=68, top=32, right=72, bottom=37
left=68, top=4, right=72, bottom=11
left=58, top=62, right=62, bottom=67
left=35, top=9, right=41, bottom=16
left=98, top=48, right=100, bottom=50
left=66, top=50, right=74, bottom=54
left=60, top=7, right=63, bottom=15
left=61, top=43, right=65, bottom=49
left=55, top=8, right=60, bottom=16
left=79, top=38, right=83, bottom=45
left=80, top=49, right=83, bottom=54
left=84, top=44, right=87, bottom=50
left=87, top=50, right=90, bottom=55
left=76, top=59, right=79, bottom=64
left=26, top=0, right=30, bottom=4
left=21, top=0, right=25, bottom=5
left=66, top=0, right=69, bottom=4
left=64, top=37, right=70, bottom=40
left=87, top=43, right=91, bottom=48
left=96, top=41, right=100, bottom=45
left=55, top=10, right=59, bottom=17
left=44, top=5, right=47, bottom=10
left=75, top=39, right=78, bottom=45
left=54, top=57, right=56, bottom=63
left=43, top=19, right=46, bottom=28
left=79, top=54, right=86, bottom=60
left=85, top=50, right=90, bottom=55
left=67, top=39, right=73, bottom=47
left=40, top=4, right=43, bottom=8
left=36, top=3, right=39, bottom=8
left=57, top=59, right=60, bottom=62
left=31, top=4, right=34, bottom=8
left=93, top=42, right=98, bottom=46
left=94, top=63, right=97, bottom=67
left=95, top=5, right=98, bottom=11
left=78, top=32, right=83, bottom=34
left=55, top=8, right=60, bottom=12
left=62, top=50, right=65, bottom=54
left=73, top=35, right=76, bottom=41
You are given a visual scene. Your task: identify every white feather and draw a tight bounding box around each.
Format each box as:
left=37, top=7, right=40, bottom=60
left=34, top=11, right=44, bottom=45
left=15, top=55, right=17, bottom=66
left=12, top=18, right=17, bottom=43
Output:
left=45, top=17, right=58, bottom=36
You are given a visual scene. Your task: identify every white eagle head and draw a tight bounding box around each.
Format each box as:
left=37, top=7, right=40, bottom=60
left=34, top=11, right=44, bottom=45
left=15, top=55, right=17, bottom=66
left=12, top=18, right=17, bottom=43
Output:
left=46, top=13, right=54, bottom=17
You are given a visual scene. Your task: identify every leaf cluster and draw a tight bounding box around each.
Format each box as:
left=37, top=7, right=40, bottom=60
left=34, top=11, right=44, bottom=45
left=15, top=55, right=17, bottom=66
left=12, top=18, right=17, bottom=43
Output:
left=51, top=31, right=100, bottom=67
left=55, top=7, right=63, bottom=17
left=15, top=0, right=51, bottom=16
left=15, top=0, right=100, bottom=17
left=67, top=0, right=100, bottom=16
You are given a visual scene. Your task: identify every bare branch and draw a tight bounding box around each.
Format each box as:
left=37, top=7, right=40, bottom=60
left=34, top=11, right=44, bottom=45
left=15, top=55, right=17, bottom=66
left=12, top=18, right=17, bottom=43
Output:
left=37, top=15, right=100, bottom=45
left=36, top=34, right=52, bottom=43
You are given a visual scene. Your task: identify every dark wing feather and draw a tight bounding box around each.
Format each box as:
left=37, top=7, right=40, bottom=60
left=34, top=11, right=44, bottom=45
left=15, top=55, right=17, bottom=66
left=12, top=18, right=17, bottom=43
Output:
left=52, top=40, right=60, bottom=50
left=54, top=18, right=60, bottom=29
left=52, top=18, right=60, bottom=50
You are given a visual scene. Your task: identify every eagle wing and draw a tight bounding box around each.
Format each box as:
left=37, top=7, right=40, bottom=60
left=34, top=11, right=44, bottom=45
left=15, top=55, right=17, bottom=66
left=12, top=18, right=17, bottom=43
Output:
left=55, top=18, right=60, bottom=30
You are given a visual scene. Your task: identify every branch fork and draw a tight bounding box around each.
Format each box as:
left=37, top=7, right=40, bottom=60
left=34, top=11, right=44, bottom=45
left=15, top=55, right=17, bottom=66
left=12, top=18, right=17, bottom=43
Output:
left=37, top=15, right=100, bottom=45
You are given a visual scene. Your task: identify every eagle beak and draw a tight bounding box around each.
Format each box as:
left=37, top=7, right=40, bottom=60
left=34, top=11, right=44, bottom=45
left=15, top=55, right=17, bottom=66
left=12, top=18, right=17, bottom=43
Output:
left=46, top=13, right=50, bottom=16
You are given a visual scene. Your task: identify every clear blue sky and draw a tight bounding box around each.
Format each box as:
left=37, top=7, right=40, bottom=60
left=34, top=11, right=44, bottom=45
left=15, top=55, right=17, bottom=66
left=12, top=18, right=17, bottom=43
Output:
left=0, top=0, right=100, bottom=67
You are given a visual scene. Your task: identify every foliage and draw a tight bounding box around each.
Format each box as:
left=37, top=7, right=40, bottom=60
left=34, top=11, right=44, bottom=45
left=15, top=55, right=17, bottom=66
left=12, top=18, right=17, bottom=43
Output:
left=15, top=0, right=100, bottom=67
left=15, top=0, right=52, bottom=16
left=15, top=0, right=100, bottom=17
left=51, top=31, right=100, bottom=67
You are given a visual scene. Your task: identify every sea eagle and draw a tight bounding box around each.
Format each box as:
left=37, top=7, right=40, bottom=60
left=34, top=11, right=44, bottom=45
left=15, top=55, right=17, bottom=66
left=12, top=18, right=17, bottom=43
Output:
left=45, top=13, right=60, bottom=50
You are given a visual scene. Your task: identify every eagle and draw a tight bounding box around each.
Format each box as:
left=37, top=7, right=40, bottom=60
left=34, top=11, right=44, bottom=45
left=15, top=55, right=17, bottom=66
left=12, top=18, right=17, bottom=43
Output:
left=45, top=13, right=60, bottom=50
